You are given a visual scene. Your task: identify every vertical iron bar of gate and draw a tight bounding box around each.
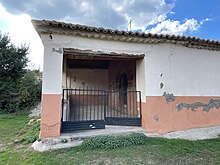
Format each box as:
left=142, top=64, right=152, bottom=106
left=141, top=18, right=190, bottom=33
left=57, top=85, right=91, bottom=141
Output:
left=114, top=91, right=116, bottom=118
left=67, top=89, right=69, bottom=121
left=65, top=90, right=67, bottom=120
left=100, top=89, right=101, bottom=120
left=124, top=91, right=129, bottom=118
left=117, top=91, right=119, bottom=118
left=72, top=89, right=74, bottom=121
left=110, top=91, right=112, bottom=118
left=67, top=89, right=70, bottom=121
left=70, top=89, right=72, bottom=121
left=120, top=91, right=122, bottom=118
left=112, top=91, right=114, bottom=117
left=64, top=89, right=66, bottom=121
left=78, top=88, right=80, bottom=122
left=124, top=91, right=126, bottom=118
left=97, top=88, right=99, bottom=120
left=90, top=88, right=92, bottom=121
left=139, top=91, right=142, bottom=118
left=74, top=88, right=76, bottom=122
left=104, top=90, right=107, bottom=123
left=121, top=91, right=123, bottom=118
left=102, top=89, right=103, bottom=120
left=64, top=90, right=67, bottom=120
left=102, top=89, right=104, bottom=120
left=133, top=91, right=135, bottom=118
left=61, top=89, right=64, bottom=122
left=82, top=87, right=84, bottom=121
left=128, top=92, right=132, bottom=118
left=86, top=86, right=88, bottom=121
left=93, top=87, right=96, bottom=120
left=124, top=91, right=125, bottom=118
left=105, top=90, right=107, bottom=118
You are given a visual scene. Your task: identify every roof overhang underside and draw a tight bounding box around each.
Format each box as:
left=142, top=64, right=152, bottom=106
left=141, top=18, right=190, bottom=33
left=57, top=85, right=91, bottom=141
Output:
left=64, top=48, right=145, bottom=61
left=64, top=48, right=144, bottom=69
left=32, top=20, right=220, bottom=52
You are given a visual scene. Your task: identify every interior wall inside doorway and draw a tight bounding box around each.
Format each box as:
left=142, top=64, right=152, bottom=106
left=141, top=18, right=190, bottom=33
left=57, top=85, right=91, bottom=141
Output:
left=62, top=58, right=136, bottom=91
left=65, top=68, right=109, bottom=89
left=108, top=61, right=136, bottom=91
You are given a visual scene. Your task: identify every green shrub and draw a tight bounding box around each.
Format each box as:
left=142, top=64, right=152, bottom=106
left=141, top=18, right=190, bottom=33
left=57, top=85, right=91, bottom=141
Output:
left=82, top=133, right=147, bottom=149
left=23, top=120, right=40, bottom=144
left=18, top=70, right=42, bottom=109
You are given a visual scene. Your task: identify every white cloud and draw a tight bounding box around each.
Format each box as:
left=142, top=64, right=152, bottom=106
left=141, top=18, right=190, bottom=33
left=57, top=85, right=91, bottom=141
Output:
left=157, top=14, right=167, bottom=23
left=118, top=0, right=175, bottom=30
left=146, top=18, right=204, bottom=35
left=0, top=4, right=43, bottom=70
left=0, top=0, right=211, bottom=70
left=0, top=0, right=175, bottom=30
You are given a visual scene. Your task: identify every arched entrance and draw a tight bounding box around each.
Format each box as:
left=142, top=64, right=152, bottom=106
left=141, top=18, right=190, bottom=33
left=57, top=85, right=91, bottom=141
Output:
left=119, top=73, right=128, bottom=106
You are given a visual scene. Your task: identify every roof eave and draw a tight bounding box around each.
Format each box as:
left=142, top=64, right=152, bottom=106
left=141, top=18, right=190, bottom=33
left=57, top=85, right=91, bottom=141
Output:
left=31, top=19, right=220, bottom=51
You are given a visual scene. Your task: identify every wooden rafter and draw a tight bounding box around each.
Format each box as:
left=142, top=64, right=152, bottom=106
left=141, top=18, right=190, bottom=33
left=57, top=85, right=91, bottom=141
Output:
left=63, top=48, right=145, bottom=61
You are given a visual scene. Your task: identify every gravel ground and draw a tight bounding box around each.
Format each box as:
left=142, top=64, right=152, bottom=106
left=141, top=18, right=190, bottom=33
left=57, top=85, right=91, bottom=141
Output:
left=32, top=139, right=83, bottom=152
left=32, top=125, right=220, bottom=152
left=148, top=126, right=220, bottom=140
left=29, top=103, right=41, bottom=117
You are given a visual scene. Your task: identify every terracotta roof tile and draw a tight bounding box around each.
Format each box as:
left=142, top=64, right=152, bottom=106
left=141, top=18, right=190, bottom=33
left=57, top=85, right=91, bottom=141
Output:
left=32, top=19, right=220, bottom=51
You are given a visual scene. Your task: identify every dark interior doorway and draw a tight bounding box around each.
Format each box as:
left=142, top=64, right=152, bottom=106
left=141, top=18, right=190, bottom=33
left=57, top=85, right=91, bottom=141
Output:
left=119, top=73, right=128, bottom=105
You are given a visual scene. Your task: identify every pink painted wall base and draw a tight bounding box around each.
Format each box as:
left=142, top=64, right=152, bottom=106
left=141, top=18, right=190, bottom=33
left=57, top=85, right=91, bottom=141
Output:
left=142, top=96, right=220, bottom=134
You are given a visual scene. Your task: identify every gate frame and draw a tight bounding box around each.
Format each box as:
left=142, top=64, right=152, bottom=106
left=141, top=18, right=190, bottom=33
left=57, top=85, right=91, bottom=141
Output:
left=61, top=88, right=142, bottom=132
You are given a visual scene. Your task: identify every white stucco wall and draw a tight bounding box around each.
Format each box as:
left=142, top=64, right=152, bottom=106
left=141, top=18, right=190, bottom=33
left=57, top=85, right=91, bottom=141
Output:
left=145, top=44, right=220, bottom=96
left=40, top=33, right=220, bottom=97
left=42, top=45, right=63, bottom=94
left=136, top=58, right=146, bottom=101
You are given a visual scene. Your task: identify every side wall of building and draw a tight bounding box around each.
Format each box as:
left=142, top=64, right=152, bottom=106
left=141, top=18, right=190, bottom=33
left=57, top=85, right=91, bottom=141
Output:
left=144, top=44, right=220, bottom=133
left=40, top=40, right=63, bottom=138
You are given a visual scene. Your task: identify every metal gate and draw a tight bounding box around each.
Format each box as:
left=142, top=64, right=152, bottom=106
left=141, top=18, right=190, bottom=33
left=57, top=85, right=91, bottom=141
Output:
left=105, top=90, right=142, bottom=126
left=61, top=88, right=141, bottom=132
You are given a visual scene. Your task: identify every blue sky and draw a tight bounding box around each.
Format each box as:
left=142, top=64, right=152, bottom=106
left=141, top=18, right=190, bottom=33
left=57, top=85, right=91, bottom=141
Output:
left=168, top=0, right=220, bottom=40
left=0, top=0, right=219, bottom=69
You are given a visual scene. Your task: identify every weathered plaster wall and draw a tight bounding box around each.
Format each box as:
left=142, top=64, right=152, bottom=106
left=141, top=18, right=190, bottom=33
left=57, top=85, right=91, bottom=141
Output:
left=40, top=38, right=63, bottom=138
left=65, top=68, right=108, bottom=89
left=42, top=44, right=63, bottom=94
left=108, top=61, right=136, bottom=90
left=136, top=58, right=146, bottom=102
left=142, top=44, right=220, bottom=133
left=41, top=33, right=220, bottom=97
left=145, top=96, right=220, bottom=133
left=41, top=94, right=62, bottom=138
left=145, top=44, right=220, bottom=96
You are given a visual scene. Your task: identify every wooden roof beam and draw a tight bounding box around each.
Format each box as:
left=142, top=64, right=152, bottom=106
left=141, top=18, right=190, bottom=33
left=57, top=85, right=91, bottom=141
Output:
left=63, top=48, right=145, bottom=61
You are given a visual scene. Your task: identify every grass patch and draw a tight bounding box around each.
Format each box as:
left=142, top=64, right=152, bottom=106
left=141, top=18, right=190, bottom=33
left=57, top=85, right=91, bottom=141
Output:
left=82, top=133, right=147, bottom=149
left=1, top=113, right=220, bottom=164
left=23, top=119, right=40, bottom=144
left=0, top=113, right=40, bottom=145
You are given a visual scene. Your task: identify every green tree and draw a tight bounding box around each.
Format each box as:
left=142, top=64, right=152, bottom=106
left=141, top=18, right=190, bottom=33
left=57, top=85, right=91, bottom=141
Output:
left=18, top=69, right=42, bottom=109
left=0, top=32, right=41, bottom=112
